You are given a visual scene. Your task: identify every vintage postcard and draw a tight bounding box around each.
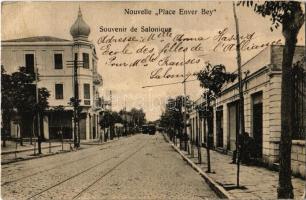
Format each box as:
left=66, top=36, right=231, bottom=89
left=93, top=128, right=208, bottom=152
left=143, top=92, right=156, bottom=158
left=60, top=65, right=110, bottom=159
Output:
left=1, top=1, right=305, bottom=199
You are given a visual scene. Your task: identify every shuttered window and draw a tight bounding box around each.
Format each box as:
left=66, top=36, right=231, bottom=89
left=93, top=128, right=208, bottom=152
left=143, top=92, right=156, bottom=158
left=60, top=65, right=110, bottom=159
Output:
left=83, top=53, right=89, bottom=68
left=54, top=54, right=63, bottom=69
left=55, top=84, right=63, bottom=99
left=25, top=54, right=34, bottom=73
left=84, top=84, right=90, bottom=99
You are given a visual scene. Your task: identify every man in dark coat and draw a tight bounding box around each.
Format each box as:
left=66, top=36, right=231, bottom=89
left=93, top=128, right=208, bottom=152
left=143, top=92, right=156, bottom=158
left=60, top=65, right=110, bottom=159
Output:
left=231, top=132, right=250, bottom=164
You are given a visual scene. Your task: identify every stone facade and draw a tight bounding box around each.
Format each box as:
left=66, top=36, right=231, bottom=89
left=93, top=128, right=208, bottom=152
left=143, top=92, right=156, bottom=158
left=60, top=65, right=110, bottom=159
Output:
left=188, top=45, right=305, bottom=177
left=1, top=9, right=103, bottom=140
left=291, top=140, right=306, bottom=178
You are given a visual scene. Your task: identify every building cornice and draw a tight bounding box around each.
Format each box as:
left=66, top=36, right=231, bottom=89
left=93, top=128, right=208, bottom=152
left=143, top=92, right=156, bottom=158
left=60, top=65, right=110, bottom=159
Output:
left=40, top=74, right=94, bottom=78
left=220, top=66, right=269, bottom=96
left=2, top=41, right=74, bottom=46
left=190, top=66, right=270, bottom=109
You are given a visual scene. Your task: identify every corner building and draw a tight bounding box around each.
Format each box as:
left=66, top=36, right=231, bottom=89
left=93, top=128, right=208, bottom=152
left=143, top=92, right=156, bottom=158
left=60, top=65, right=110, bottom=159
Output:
left=1, top=8, right=103, bottom=140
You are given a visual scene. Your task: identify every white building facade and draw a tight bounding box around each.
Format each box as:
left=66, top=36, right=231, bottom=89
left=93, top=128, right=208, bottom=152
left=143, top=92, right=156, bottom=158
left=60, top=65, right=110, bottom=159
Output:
left=1, top=8, right=103, bottom=140
left=188, top=45, right=305, bottom=177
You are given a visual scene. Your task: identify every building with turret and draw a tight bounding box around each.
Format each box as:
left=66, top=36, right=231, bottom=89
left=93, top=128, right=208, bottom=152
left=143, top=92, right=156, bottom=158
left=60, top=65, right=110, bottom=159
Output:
left=1, top=8, right=103, bottom=140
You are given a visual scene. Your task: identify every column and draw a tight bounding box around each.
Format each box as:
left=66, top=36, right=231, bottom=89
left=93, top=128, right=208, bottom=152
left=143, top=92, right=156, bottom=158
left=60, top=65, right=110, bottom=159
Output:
left=213, top=106, right=217, bottom=147
left=43, top=115, right=49, bottom=139
left=86, top=113, right=90, bottom=140
left=268, top=72, right=282, bottom=164
left=223, top=104, right=228, bottom=150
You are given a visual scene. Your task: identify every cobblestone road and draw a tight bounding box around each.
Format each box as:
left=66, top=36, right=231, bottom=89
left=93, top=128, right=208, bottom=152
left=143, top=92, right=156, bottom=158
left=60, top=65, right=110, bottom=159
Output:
left=1, top=133, right=217, bottom=200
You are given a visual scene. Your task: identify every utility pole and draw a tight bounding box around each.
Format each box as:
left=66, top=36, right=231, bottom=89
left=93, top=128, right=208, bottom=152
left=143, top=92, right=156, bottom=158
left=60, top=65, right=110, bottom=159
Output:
left=233, top=2, right=245, bottom=187
left=198, top=108, right=202, bottom=164
left=67, top=54, right=83, bottom=148
left=35, top=67, right=42, bottom=154
left=74, top=55, right=80, bottom=148
left=109, top=90, right=112, bottom=111
left=124, top=99, right=127, bottom=136
left=183, top=51, right=188, bottom=152
left=206, top=92, right=211, bottom=173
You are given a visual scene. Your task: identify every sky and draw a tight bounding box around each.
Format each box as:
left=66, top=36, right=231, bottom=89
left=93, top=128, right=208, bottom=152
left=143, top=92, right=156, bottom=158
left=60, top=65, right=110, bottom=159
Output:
left=2, top=1, right=305, bottom=121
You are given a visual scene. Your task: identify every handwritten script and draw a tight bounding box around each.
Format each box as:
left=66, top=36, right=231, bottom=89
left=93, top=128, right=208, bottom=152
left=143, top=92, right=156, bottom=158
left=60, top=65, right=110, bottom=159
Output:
left=96, top=27, right=281, bottom=80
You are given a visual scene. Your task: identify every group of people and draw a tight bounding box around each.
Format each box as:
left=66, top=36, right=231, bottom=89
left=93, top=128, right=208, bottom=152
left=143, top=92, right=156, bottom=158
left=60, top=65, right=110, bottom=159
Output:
left=231, top=132, right=256, bottom=165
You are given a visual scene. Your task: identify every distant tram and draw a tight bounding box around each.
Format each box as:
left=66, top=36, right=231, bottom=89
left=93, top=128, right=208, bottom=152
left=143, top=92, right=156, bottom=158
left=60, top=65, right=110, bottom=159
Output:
left=142, top=124, right=156, bottom=135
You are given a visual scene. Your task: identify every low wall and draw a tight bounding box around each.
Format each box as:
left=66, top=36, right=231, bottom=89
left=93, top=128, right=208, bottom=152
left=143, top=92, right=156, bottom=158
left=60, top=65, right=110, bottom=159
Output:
left=291, top=140, right=305, bottom=178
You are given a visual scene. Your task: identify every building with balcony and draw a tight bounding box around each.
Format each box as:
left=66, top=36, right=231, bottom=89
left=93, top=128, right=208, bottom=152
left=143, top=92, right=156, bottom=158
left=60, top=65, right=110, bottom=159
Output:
left=1, top=8, right=103, bottom=140
left=188, top=45, right=305, bottom=177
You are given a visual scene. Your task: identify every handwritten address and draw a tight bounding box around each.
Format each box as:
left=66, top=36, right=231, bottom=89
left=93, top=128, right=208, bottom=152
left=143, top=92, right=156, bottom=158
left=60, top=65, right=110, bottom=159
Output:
left=96, top=27, right=281, bottom=80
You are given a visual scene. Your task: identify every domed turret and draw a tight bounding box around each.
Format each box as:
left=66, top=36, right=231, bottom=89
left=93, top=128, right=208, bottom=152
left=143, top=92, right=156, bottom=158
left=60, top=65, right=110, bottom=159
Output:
left=70, top=7, right=90, bottom=40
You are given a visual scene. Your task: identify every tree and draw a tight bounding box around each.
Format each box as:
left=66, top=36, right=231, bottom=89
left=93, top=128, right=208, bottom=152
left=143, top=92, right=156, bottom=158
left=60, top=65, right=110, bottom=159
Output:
left=35, top=87, right=50, bottom=153
left=2, top=66, right=50, bottom=150
left=119, top=109, right=129, bottom=136
left=159, top=97, right=184, bottom=145
left=1, top=66, right=14, bottom=147
left=69, top=97, right=82, bottom=147
left=35, top=87, right=50, bottom=138
left=10, top=67, right=35, bottom=145
left=100, top=111, right=122, bottom=139
left=238, top=2, right=304, bottom=198
left=130, top=108, right=146, bottom=129
left=197, top=63, right=236, bottom=173
left=174, top=96, right=184, bottom=148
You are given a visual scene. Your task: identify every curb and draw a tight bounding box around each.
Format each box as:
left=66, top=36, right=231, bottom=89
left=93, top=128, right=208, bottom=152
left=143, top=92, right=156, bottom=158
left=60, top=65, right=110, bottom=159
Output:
left=171, top=144, right=234, bottom=199
left=1, top=144, right=63, bottom=155
left=1, top=149, right=72, bottom=165
left=1, top=137, right=125, bottom=165
left=163, top=133, right=234, bottom=199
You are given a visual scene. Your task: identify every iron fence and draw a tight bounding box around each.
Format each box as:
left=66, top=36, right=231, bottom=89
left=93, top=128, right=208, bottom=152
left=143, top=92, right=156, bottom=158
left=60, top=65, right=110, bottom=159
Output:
left=292, top=61, right=305, bottom=140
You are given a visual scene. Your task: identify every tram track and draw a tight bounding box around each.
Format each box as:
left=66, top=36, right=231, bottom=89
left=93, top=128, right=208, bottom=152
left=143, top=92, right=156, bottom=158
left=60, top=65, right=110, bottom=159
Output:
left=24, top=138, right=147, bottom=200
left=72, top=141, right=147, bottom=199
left=1, top=136, right=139, bottom=186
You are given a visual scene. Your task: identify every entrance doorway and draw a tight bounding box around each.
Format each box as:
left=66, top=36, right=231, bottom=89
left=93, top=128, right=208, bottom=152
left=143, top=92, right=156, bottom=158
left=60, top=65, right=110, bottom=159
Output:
left=228, top=101, right=239, bottom=151
left=252, top=92, right=263, bottom=158
left=216, top=107, right=223, bottom=148
left=48, top=111, right=73, bottom=139
left=79, top=113, right=87, bottom=140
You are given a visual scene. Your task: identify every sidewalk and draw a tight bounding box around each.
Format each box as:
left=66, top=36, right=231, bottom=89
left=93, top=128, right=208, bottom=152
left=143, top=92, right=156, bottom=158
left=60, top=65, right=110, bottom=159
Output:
left=167, top=137, right=305, bottom=199
left=1, top=137, right=126, bottom=165
left=1, top=140, right=73, bottom=164
left=1, top=140, right=71, bottom=154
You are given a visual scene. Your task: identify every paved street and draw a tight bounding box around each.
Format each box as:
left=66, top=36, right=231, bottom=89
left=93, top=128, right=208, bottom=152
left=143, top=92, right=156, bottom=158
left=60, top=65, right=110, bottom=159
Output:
left=1, top=133, right=217, bottom=200
left=175, top=142, right=305, bottom=199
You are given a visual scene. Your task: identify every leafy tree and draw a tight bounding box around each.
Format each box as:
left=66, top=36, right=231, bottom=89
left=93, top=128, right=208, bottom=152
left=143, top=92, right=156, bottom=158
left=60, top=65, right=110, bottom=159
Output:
left=130, top=108, right=146, bottom=128
left=238, top=1, right=304, bottom=198
left=36, top=88, right=50, bottom=114
left=1, top=66, right=14, bottom=147
left=174, top=96, right=185, bottom=147
left=160, top=97, right=184, bottom=145
left=100, top=111, right=112, bottom=129
left=10, top=67, right=36, bottom=145
left=2, top=66, right=50, bottom=149
left=69, top=97, right=82, bottom=147
left=197, top=63, right=236, bottom=173
left=119, top=109, right=129, bottom=135
left=111, top=111, right=123, bottom=125
left=36, top=87, right=50, bottom=137
left=100, top=111, right=122, bottom=139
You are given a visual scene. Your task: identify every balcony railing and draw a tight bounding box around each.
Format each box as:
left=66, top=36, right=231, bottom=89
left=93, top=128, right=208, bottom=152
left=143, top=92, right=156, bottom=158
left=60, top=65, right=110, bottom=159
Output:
left=93, top=73, right=103, bottom=86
